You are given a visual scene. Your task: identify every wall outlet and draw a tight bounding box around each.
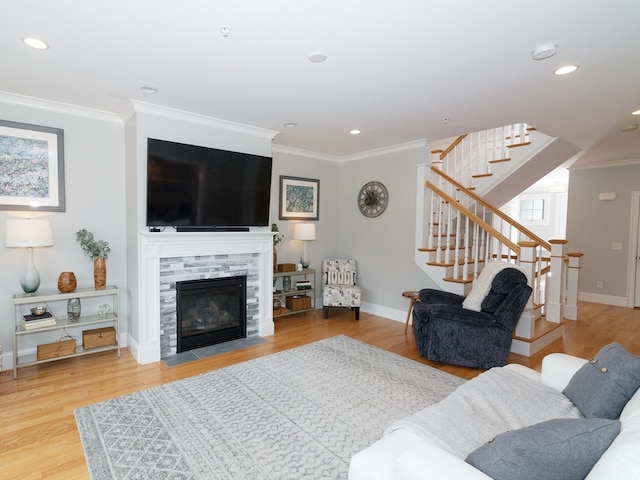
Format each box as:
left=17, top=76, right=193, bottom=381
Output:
left=596, top=281, right=603, bottom=289
left=612, top=242, right=623, bottom=250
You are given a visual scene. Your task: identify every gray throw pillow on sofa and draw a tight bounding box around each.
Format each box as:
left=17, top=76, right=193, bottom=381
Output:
left=563, top=342, right=640, bottom=419
left=465, top=418, right=621, bottom=480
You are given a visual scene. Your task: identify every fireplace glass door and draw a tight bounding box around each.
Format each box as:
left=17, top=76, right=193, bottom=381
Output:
left=176, top=276, right=247, bottom=352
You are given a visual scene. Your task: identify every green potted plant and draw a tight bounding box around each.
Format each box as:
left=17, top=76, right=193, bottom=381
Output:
left=76, top=229, right=111, bottom=290
left=272, top=223, right=284, bottom=273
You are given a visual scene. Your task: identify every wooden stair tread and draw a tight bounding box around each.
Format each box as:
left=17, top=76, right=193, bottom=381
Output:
left=471, top=173, right=493, bottom=178
left=443, top=275, right=475, bottom=284
left=488, top=157, right=511, bottom=164
left=513, top=317, right=565, bottom=343
left=506, top=141, right=532, bottom=148
left=427, top=258, right=485, bottom=267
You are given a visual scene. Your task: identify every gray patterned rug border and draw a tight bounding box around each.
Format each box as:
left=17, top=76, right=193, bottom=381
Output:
left=75, top=335, right=465, bottom=480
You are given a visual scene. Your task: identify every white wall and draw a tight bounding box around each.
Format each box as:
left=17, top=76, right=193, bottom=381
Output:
left=0, top=96, right=127, bottom=363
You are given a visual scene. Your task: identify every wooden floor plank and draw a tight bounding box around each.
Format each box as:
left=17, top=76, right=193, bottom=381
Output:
left=0, top=302, right=637, bottom=479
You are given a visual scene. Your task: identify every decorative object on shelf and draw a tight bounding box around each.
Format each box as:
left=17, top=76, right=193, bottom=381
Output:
left=67, top=297, right=81, bottom=322
left=0, top=120, right=66, bottom=212
left=93, top=258, right=107, bottom=290
left=98, top=304, right=111, bottom=317
left=272, top=223, right=284, bottom=273
left=297, top=263, right=303, bottom=271
left=30, top=306, right=47, bottom=316
left=5, top=218, right=54, bottom=294
left=273, top=297, right=281, bottom=309
left=57, top=271, right=77, bottom=293
left=279, top=176, right=320, bottom=220
left=358, top=181, right=389, bottom=217
left=293, top=222, right=316, bottom=269
left=76, top=229, right=110, bottom=290
left=283, top=275, right=292, bottom=292
left=277, top=263, right=296, bottom=272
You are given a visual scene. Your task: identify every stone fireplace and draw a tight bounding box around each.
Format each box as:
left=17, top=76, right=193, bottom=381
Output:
left=135, top=231, right=274, bottom=364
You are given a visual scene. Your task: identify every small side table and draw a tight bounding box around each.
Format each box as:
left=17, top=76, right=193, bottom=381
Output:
left=402, top=291, right=420, bottom=334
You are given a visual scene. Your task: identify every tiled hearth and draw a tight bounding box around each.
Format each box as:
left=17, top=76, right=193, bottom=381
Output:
left=136, top=232, right=274, bottom=364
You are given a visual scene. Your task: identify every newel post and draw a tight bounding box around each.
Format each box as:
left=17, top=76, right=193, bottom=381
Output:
left=564, top=252, right=583, bottom=321
left=515, top=241, right=538, bottom=339
left=547, top=240, right=568, bottom=323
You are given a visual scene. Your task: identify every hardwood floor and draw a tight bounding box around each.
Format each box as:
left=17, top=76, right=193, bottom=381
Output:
left=0, top=301, right=638, bottom=479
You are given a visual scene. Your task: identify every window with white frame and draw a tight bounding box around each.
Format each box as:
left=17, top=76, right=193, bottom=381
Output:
left=519, top=195, right=549, bottom=224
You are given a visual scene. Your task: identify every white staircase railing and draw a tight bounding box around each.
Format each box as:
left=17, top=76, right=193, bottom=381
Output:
left=430, top=123, right=532, bottom=190
left=417, top=124, right=582, bottom=353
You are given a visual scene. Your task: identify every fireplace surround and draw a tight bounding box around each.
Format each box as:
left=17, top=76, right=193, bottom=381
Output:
left=135, top=232, right=274, bottom=364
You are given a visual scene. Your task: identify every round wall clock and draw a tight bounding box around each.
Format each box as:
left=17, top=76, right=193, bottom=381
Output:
left=357, top=181, right=389, bottom=218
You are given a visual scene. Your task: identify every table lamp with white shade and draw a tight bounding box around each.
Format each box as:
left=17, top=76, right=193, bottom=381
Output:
left=293, top=222, right=316, bottom=269
left=5, top=218, right=54, bottom=294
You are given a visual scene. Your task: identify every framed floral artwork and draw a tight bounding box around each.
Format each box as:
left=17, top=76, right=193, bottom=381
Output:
left=0, top=120, right=65, bottom=211
left=279, top=175, right=319, bottom=220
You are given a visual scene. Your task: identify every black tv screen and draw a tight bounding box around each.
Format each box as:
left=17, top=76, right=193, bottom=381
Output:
left=146, top=138, right=272, bottom=229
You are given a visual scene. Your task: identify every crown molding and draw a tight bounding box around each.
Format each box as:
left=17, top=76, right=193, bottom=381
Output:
left=569, top=158, right=640, bottom=171
left=273, top=138, right=428, bottom=163
left=271, top=144, right=339, bottom=162
left=340, top=139, right=428, bottom=162
left=122, top=100, right=279, bottom=141
left=0, top=92, right=121, bottom=122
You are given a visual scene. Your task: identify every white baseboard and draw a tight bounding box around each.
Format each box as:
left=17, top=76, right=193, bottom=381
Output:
left=361, top=302, right=406, bottom=324
left=578, top=292, right=628, bottom=307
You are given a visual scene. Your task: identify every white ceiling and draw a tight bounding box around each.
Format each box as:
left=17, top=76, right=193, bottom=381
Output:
left=1, top=0, right=639, bottom=166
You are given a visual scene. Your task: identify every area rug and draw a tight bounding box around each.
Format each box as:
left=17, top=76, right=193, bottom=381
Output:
left=75, top=335, right=465, bottom=480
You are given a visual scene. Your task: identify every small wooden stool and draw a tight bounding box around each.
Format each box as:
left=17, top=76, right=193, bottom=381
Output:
left=402, top=291, right=420, bottom=334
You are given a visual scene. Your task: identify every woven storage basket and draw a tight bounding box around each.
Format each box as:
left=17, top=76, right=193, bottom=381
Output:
left=37, top=339, right=76, bottom=360
left=82, top=327, right=117, bottom=350
left=286, top=295, right=311, bottom=311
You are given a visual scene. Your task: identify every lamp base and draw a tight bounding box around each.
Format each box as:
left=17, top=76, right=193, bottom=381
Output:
left=21, top=247, right=41, bottom=294
left=300, top=241, right=310, bottom=269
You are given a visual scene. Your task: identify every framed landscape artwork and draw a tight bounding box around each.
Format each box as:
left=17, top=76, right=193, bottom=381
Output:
left=0, top=120, right=66, bottom=211
left=279, top=175, right=319, bottom=220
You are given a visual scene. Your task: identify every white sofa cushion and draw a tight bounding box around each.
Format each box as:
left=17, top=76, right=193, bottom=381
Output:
left=586, top=386, right=640, bottom=479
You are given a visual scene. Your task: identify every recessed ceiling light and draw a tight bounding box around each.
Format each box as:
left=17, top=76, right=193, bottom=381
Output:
left=532, top=44, right=557, bottom=61
left=632, top=109, right=640, bottom=116
left=220, top=25, right=231, bottom=37
left=140, top=86, right=158, bottom=94
left=23, top=37, right=48, bottom=50
left=554, top=65, right=579, bottom=75
left=284, top=123, right=297, bottom=128
left=308, top=51, right=327, bottom=63
left=350, top=129, right=361, bottom=135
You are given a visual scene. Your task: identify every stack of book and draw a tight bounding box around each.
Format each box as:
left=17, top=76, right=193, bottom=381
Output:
left=296, top=280, right=312, bottom=291
left=21, top=312, right=57, bottom=330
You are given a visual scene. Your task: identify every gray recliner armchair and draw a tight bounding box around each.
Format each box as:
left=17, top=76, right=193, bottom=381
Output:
left=413, top=264, right=532, bottom=369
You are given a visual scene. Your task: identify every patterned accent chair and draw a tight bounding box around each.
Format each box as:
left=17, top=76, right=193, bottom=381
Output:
left=322, top=259, right=361, bottom=320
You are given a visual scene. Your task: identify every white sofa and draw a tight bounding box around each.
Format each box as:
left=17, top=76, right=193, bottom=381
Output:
left=349, top=352, right=640, bottom=480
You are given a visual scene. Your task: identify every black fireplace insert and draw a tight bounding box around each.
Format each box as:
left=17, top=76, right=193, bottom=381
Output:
left=176, top=276, right=247, bottom=352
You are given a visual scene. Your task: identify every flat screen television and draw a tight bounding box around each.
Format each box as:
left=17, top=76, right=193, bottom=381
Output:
left=146, top=138, right=272, bottom=230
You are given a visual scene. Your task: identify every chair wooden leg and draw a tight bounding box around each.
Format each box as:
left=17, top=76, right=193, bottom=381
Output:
left=355, top=307, right=360, bottom=320
left=323, top=306, right=329, bottom=319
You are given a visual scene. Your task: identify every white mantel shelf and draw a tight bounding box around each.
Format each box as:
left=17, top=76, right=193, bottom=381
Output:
left=135, top=231, right=274, bottom=364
